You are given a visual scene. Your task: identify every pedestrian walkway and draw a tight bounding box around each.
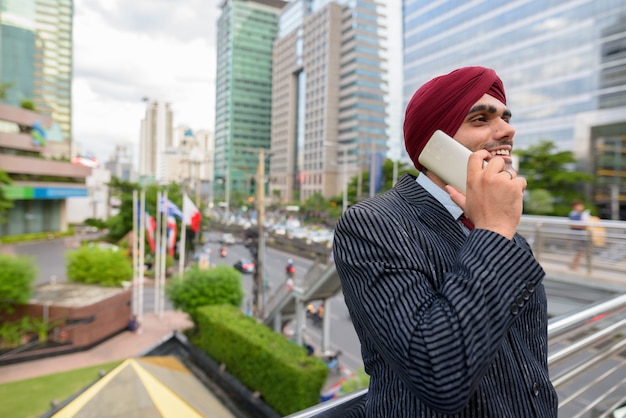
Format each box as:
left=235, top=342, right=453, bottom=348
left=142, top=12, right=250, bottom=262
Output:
left=0, top=310, right=193, bottom=385
left=540, top=257, right=626, bottom=292
left=0, top=308, right=349, bottom=402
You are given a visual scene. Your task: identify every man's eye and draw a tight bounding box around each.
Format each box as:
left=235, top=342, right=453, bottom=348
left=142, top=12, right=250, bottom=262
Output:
left=471, top=116, right=487, bottom=123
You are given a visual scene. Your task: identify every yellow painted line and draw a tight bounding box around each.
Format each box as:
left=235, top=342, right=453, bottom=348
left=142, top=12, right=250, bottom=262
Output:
left=52, top=359, right=133, bottom=418
left=139, top=356, right=190, bottom=374
left=131, top=360, right=203, bottom=418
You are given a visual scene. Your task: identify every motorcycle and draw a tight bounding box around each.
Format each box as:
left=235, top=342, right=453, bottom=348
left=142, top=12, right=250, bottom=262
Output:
left=220, top=247, right=227, bottom=257
left=323, top=350, right=342, bottom=374
left=306, top=304, right=322, bottom=327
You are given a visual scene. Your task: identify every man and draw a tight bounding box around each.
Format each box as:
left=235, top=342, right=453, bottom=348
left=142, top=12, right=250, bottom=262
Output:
left=568, top=200, right=590, bottom=270
left=333, top=67, right=557, bottom=416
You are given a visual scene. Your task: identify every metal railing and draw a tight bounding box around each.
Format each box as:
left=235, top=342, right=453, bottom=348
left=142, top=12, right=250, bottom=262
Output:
left=286, top=215, right=626, bottom=418
left=517, top=215, right=626, bottom=277
left=287, top=293, right=626, bottom=417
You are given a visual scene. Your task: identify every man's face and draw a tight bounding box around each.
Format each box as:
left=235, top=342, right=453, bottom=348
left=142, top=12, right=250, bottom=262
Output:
left=454, top=93, right=515, bottom=169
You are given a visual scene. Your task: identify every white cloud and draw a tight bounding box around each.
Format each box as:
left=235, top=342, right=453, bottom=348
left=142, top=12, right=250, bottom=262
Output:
left=72, top=0, right=404, bottom=165
left=72, top=0, right=218, bottom=162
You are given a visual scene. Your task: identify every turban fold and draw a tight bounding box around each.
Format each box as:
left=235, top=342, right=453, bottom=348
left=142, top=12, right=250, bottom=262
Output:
left=403, top=66, right=506, bottom=171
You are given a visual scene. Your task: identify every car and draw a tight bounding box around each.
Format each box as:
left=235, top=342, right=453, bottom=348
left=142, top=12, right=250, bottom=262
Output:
left=234, top=259, right=255, bottom=274
left=221, top=233, right=236, bottom=245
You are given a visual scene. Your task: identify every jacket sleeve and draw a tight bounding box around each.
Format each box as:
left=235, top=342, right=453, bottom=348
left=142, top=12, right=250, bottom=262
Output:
left=333, top=205, right=545, bottom=413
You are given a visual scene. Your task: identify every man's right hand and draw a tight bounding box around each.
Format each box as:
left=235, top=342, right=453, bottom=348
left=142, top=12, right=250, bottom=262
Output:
left=447, top=150, right=526, bottom=240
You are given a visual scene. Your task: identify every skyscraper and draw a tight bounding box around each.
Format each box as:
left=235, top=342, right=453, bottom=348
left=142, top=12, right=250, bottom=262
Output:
left=270, top=0, right=388, bottom=203
left=214, top=0, right=287, bottom=207
left=403, top=0, right=626, bottom=219
left=139, top=99, right=173, bottom=184
left=0, top=0, right=73, bottom=141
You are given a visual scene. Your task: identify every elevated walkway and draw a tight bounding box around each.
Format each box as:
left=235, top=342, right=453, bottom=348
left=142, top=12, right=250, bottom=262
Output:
left=263, top=260, right=342, bottom=351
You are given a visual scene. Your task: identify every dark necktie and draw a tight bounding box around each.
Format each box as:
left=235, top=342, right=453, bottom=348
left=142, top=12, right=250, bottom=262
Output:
left=459, top=214, right=475, bottom=231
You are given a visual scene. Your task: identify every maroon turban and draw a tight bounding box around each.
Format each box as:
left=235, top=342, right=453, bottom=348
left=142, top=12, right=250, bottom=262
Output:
left=404, top=66, right=506, bottom=171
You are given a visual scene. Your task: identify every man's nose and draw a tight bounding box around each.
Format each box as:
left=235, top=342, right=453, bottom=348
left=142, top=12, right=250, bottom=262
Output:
left=495, top=118, right=515, bottom=139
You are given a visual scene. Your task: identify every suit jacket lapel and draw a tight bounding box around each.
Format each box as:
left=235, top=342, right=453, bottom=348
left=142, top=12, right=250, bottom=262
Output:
left=395, top=174, right=466, bottom=247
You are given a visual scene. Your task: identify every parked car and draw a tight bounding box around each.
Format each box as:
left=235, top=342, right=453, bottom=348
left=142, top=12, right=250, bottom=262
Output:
left=234, top=259, right=255, bottom=274
left=221, top=233, right=236, bottom=245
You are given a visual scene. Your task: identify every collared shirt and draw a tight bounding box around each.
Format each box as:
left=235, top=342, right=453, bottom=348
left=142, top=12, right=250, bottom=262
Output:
left=417, top=173, right=470, bottom=234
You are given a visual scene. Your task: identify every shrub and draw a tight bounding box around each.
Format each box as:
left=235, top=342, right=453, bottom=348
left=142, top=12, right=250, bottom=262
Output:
left=166, top=265, right=244, bottom=324
left=0, top=254, right=37, bottom=314
left=66, top=245, right=133, bottom=287
left=339, top=367, right=370, bottom=395
left=198, top=304, right=328, bottom=415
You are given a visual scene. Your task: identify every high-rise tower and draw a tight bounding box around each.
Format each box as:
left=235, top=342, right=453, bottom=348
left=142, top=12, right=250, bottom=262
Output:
left=139, top=99, right=173, bottom=183
left=213, top=0, right=286, bottom=207
left=0, top=0, right=73, bottom=141
left=270, top=0, right=388, bottom=203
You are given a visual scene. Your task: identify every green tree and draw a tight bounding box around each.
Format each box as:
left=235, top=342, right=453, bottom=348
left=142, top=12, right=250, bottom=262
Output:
left=524, top=189, right=554, bottom=215
left=348, top=158, right=418, bottom=203
left=66, top=245, right=133, bottom=287
left=0, top=254, right=38, bottom=314
left=0, top=82, right=13, bottom=101
left=301, top=193, right=329, bottom=223
left=166, top=265, right=244, bottom=325
left=105, top=177, right=183, bottom=242
left=20, top=99, right=36, bottom=111
left=0, top=169, right=13, bottom=224
left=324, top=159, right=418, bottom=221
left=516, top=140, right=594, bottom=216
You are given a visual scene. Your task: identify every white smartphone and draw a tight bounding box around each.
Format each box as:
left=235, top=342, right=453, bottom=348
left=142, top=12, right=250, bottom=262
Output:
left=418, top=130, right=476, bottom=194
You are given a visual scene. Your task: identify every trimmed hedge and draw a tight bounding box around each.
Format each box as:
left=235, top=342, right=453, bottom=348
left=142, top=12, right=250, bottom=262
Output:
left=197, top=304, right=328, bottom=416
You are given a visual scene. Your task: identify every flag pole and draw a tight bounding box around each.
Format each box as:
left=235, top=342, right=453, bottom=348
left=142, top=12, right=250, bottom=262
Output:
left=139, top=189, right=146, bottom=327
left=179, top=198, right=187, bottom=277
left=154, top=192, right=161, bottom=315
left=132, top=190, right=138, bottom=317
left=159, top=192, right=168, bottom=319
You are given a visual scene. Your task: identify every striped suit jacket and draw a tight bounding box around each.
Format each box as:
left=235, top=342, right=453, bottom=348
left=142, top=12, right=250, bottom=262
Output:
left=333, top=174, right=558, bottom=417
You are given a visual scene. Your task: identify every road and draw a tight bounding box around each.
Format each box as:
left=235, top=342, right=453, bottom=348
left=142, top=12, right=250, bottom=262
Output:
left=201, top=232, right=364, bottom=372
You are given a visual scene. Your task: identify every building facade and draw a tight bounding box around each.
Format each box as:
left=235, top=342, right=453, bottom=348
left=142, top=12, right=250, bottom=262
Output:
left=213, top=0, right=286, bottom=207
left=138, top=99, right=173, bottom=184
left=403, top=0, right=626, bottom=219
left=0, top=0, right=73, bottom=141
left=163, top=127, right=215, bottom=208
left=104, top=144, right=135, bottom=182
left=0, top=103, right=89, bottom=236
left=270, top=0, right=388, bottom=203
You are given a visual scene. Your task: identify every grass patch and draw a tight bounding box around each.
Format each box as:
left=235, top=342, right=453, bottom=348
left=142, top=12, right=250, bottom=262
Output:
left=0, top=360, right=122, bottom=418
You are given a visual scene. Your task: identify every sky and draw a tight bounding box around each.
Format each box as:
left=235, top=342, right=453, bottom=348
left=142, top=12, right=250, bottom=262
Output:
left=72, top=0, right=403, bottom=164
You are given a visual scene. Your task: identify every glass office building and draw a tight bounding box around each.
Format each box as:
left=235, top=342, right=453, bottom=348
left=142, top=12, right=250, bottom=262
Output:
left=270, top=0, right=388, bottom=203
left=0, top=0, right=73, bottom=142
left=403, top=0, right=626, bottom=219
left=214, top=0, right=286, bottom=203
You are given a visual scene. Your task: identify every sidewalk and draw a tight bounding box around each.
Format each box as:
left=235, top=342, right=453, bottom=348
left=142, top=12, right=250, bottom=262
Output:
left=0, top=310, right=193, bottom=385
left=0, top=309, right=348, bottom=396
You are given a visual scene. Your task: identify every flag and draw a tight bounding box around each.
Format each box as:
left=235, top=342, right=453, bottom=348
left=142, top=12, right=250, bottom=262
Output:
left=373, top=152, right=384, bottom=193
left=167, top=215, right=177, bottom=257
left=183, top=194, right=201, bottom=233
left=159, top=197, right=183, bottom=219
left=146, top=211, right=157, bottom=253
left=136, top=199, right=156, bottom=253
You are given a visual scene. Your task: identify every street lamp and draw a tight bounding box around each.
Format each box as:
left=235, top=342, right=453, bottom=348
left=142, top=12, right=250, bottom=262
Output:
left=341, top=154, right=348, bottom=213
left=325, top=142, right=348, bottom=213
